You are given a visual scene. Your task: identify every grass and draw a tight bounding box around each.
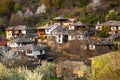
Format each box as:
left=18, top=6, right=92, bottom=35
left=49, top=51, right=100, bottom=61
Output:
left=48, top=77, right=60, bottom=80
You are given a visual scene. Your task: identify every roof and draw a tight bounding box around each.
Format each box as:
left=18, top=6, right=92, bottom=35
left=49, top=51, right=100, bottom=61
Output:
left=87, top=39, right=98, bottom=45
left=68, top=30, right=86, bottom=36
left=97, top=21, right=120, bottom=26
left=37, top=25, right=50, bottom=29
left=0, top=41, right=7, bottom=46
left=108, top=32, right=120, bottom=40
left=56, top=60, right=85, bottom=69
left=51, top=26, right=69, bottom=35
left=6, top=25, right=32, bottom=30
left=88, top=39, right=113, bottom=45
left=97, top=40, right=113, bottom=45
left=49, top=24, right=59, bottom=32
left=9, top=37, right=33, bottom=43
left=17, top=44, right=46, bottom=51
left=72, top=21, right=86, bottom=26
left=53, top=16, right=68, bottom=20
left=75, top=31, right=86, bottom=35
left=25, top=33, right=38, bottom=37
left=24, top=44, right=45, bottom=50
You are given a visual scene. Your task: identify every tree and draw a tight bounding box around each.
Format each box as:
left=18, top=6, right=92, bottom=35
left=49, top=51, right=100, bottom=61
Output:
left=97, top=26, right=110, bottom=38
left=0, top=17, right=8, bottom=27
left=9, top=13, right=26, bottom=26
left=79, top=0, right=91, bottom=7
left=0, top=0, right=14, bottom=16
left=41, top=0, right=63, bottom=14
left=14, top=3, right=21, bottom=12
left=92, top=52, right=120, bottom=80
left=105, top=10, right=118, bottom=21
left=35, top=61, right=56, bottom=79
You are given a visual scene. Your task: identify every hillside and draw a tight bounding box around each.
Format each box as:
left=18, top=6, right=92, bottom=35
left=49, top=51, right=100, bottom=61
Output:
left=0, top=0, right=120, bottom=27
left=91, top=51, right=120, bottom=80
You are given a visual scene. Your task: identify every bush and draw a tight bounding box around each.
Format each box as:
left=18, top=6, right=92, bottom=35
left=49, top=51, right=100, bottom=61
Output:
left=97, top=31, right=110, bottom=38
left=97, top=26, right=110, bottom=38
left=0, top=63, right=25, bottom=80
left=0, top=60, right=55, bottom=80
left=14, top=3, right=21, bottom=12
left=35, top=61, right=56, bottom=80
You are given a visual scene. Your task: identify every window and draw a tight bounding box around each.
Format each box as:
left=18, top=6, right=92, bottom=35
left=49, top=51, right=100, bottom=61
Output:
left=89, top=45, right=95, bottom=50
left=18, top=43, right=20, bottom=46
left=45, top=36, right=47, bottom=39
left=81, top=45, right=87, bottom=50
left=58, top=35, right=61, bottom=38
left=59, top=39, right=61, bottom=43
left=71, top=36, right=74, bottom=39
left=46, top=29, right=49, bottom=32
left=79, top=35, right=83, bottom=40
left=40, top=50, right=42, bottom=53
left=27, top=50, right=32, bottom=54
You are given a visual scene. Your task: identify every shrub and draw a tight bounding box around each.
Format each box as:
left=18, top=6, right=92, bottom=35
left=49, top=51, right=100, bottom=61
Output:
left=0, top=60, right=56, bottom=80
left=14, top=3, right=21, bottom=12
left=35, top=61, right=56, bottom=80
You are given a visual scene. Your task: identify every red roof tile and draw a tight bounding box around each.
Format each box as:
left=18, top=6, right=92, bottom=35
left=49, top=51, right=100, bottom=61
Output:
left=0, top=41, right=7, bottom=46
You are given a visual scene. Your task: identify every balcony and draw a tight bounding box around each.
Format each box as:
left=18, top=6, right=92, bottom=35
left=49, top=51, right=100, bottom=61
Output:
left=37, top=31, right=45, bottom=35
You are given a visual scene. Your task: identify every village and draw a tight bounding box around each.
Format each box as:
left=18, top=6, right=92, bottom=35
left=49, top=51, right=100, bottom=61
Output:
left=0, top=16, right=120, bottom=80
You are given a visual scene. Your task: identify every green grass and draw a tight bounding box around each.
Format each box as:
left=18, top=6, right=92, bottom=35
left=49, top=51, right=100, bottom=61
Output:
left=48, top=77, right=60, bottom=80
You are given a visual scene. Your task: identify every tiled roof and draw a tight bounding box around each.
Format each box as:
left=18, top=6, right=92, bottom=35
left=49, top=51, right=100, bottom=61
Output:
left=37, top=25, right=50, bottom=29
left=68, top=30, right=86, bottom=36
left=9, top=37, right=33, bottom=43
left=88, top=39, right=113, bottom=45
left=52, top=26, right=69, bottom=35
left=25, top=33, right=38, bottom=37
left=49, top=24, right=59, bottom=32
left=72, top=21, right=86, bottom=26
left=24, top=44, right=38, bottom=50
left=108, top=32, right=120, bottom=40
left=97, top=40, right=113, bottom=45
left=0, top=41, right=7, bottom=46
left=17, top=44, right=46, bottom=51
left=97, top=21, right=120, bottom=26
left=6, top=25, right=32, bottom=30
left=56, top=60, right=85, bottom=69
left=53, top=16, right=68, bottom=20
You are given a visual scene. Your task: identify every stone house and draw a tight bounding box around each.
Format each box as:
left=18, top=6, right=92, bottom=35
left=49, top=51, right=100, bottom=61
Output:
left=52, top=28, right=68, bottom=44
left=68, top=21, right=87, bottom=31
left=6, top=25, right=36, bottom=40
left=16, top=44, right=47, bottom=60
left=53, top=16, right=71, bottom=27
left=56, top=60, right=87, bottom=80
left=68, top=30, right=87, bottom=41
left=7, top=37, right=33, bottom=48
left=96, top=21, right=120, bottom=34
left=37, top=24, right=59, bottom=41
left=86, top=39, right=115, bottom=54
